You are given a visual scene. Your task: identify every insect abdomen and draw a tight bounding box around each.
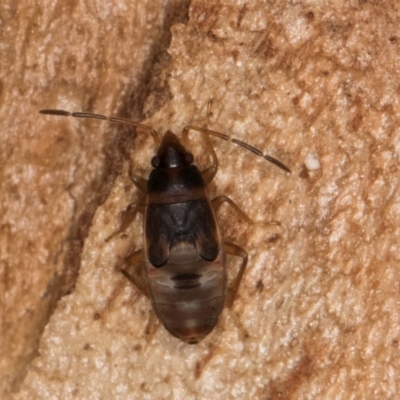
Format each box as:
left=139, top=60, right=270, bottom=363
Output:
left=145, top=242, right=226, bottom=344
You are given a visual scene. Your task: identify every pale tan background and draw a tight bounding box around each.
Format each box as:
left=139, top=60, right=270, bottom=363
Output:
left=1, top=1, right=400, bottom=399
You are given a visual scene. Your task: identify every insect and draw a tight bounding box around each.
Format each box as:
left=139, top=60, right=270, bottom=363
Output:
left=40, top=109, right=291, bottom=344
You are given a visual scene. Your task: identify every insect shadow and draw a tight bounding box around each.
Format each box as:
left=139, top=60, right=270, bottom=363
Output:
left=40, top=109, right=291, bottom=344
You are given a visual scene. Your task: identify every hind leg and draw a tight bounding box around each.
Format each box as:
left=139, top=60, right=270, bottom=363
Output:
left=224, top=242, right=248, bottom=309
left=223, top=242, right=250, bottom=338
left=120, top=249, right=158, bottom=337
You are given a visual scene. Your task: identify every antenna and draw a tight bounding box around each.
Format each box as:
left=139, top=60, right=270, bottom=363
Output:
left=40, top=109, right=291, bottom=173
left=39, top=109, right=161, bottom=147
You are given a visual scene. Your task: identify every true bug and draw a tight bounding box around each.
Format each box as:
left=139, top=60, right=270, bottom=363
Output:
left=40, top=109, right=290, bottom=344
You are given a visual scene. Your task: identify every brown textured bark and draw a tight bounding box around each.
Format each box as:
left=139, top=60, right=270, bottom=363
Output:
left=2, top=0, right=400, bottom=399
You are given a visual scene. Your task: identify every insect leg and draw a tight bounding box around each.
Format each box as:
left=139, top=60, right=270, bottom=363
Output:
left=181, top=126, right=219, bottom=184
left=224, top=242, right=248, bottom=308
left=105, top=203, right=145, bottom=242
left=121, top=249, right=148, bottom=297
left=121, top=249, right=158, bottom=336
left=212, top=195, right=280, bottom=227
left=144, top=309, right=158, bottom=336
left=223, top=242, right=250, bottom=339
left=211, top=195, right=254, bottom=225
left=128, top=165, right=148, bottom=194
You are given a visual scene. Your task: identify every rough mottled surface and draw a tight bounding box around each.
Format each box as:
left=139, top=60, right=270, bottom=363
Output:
left=0, top=0, right=168, bottom=397
left=3, top=0, right=400, bottom=399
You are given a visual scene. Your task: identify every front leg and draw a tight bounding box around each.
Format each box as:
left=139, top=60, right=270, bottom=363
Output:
left=181, top=125, right=219, bottom=185
left=129, top=163, right=148, bottom=194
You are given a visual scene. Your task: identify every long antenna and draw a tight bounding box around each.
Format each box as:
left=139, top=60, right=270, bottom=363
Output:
left=39, top=109, right=161, bottom=146
left=40, top=109, right=291, bottom=173
left=182, top=125, right=291, bottom=173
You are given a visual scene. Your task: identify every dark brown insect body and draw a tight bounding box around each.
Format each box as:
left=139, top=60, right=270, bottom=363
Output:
left=40, top=109, right=290, bottom=344
left=144, top=131, right=226, bottom=342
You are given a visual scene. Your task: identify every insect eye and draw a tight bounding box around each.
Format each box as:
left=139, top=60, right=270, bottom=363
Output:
left=185, top=153, right=194, bottom=164
left=151, top=156, right=160, bottom=167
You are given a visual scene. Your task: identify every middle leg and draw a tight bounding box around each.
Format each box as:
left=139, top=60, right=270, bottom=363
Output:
left=105, top=203, right=145, bottom=242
